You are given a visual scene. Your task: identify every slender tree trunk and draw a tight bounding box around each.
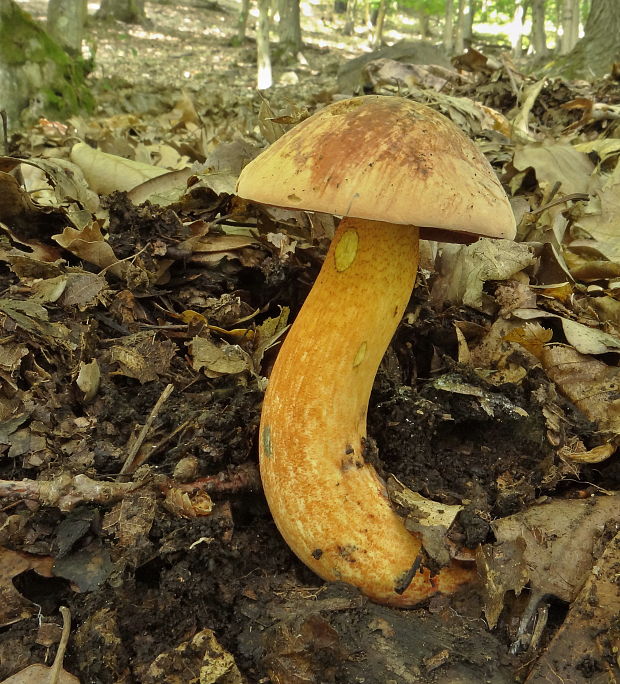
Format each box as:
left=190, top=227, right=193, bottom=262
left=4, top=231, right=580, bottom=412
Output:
left=47, top=0, right=85, bottom=55
left=530, top=0, right=548, bottom=56
left=463, top=0, right=476, bottom=46
left=443, top=0, right=454, bottom=54
left=511, top=0, right=525, bottom=58
left=256, top=0, right=272, bottom=89
left=236, top=0, right=250, bottom=44
left=277, top=0, right=302, bottom=58
left=364, top=0, right=372, bottom=31
left=372, top=0, right=388, bottom=47
left=454, top=0, right=467, bottom=54
left=552, top=0, right=620, bottom=78
left=344, top=0, right=357, bottom=36
left=568, top=0, right=580, bottom=46
left=418, top=11, right=431, bottom=37
left=559, top=0, right=579, bottom=53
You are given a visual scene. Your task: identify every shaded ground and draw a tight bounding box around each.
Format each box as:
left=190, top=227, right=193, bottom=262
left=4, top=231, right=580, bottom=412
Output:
left=1, top=1, right=620, bottom=683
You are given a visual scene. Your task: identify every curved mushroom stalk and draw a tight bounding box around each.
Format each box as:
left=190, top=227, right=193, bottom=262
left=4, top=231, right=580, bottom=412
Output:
left=259, top=217, right=476, bottom=606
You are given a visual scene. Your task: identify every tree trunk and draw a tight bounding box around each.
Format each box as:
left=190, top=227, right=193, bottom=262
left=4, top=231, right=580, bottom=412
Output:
left=568, top=0, right=580, bottom=47
left=511, top=0, right=525, bottom=58
left=277, top=0, right=302, bottom=58
left=47, top=0, right=85, bottom=55
left=443, top=0, right=454, bottom=54
left=256, top=0, right=272, bottom=89
left=551, top=0, right=620, bottom=78
left=0, top=0, right=92, bottom=130
left=559, top=0, right=579, bottom=53
left=97, top=0, right=146, bottom=23
left=372, top=0, right=388, bottom=47
left=463, top=0, right=476, bottom=46
left=454, top=0, right=467, bottom=54
left=343, top=0, right=357, bottom=36
left=530, top=0, right=548, bottom=56
left=418, top=11, right=431, bottom=38
left=235, top=0, right=250, bottom=44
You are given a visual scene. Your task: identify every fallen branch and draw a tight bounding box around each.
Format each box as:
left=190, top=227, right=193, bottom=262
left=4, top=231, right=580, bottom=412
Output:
left=0, top=462, right=261, bottom=512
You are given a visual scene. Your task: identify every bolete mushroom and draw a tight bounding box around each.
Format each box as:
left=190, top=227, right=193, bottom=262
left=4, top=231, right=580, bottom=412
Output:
left=236, top=95, right=516, bottom=606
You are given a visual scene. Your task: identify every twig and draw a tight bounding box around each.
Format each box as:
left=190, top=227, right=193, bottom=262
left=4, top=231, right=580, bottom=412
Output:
left=120, top=383, right=174, bottom=475
left=529, top=192, right=590, bottom=216
left=49, top=606, right=71, bottom=684
left=179, top=462, right=261, bottom=494
left=0, top=473, right=143, bottom=511
left=0, top=463, right=261, bottom=512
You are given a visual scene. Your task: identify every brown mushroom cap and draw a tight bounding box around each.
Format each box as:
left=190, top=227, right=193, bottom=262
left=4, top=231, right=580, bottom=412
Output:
left=236, top=95, right=516, bottom=241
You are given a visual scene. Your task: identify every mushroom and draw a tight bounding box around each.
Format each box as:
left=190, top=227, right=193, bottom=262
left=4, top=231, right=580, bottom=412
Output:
left=236, top=95, right=516, bottom=606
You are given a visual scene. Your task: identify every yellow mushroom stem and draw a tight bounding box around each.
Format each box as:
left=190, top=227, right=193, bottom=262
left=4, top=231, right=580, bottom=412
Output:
left=259, top=216, right=476, bottom=606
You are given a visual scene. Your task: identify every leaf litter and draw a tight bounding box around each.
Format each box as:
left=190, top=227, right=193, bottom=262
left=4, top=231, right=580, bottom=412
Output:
left=1, top=1, right=620, bottom=681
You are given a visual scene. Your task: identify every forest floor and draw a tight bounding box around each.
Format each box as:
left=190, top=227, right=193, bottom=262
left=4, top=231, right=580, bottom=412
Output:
left=2, top=1, right=620, bottom=683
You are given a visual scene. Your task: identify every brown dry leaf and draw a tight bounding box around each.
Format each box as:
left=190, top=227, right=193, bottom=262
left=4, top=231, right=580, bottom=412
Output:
left=524, top=531, right=620, bottom=683
left=189, top=336, right=253, bottom=378
left=53, top=221, right=123, bottom=276
left=20, top=157, right=100, bottom=214
left=145, top=628, right=243, bottom=684
left=541, top=345, right=620, bottom=434
left=559, top=441, right=616, bottom=464
left=108, top=333, right=176, bottom=383
left=512, top=143, right=598, bottom=196
left=476, top=538, right=529, bottom=629
left=102, top=492, right=157, bottom=548
left=252, top=307, right=289, bottom=372
left=76, top=360, right=100, bottom=401
left=60, top=272, right=108, bottom=309
left=0, top=298, right=74, bottom=348
left=0, top=340, right=29, bottom=374
left=163, top=487, right=214, bottom=518
left=127, top=167, right=193, bottom=206
left=512, top=308, right=620, bottom=354
left=503, top=322, right=553, bottom=359
left=478, top=496, right=620, bottom=628
left=574, top=159, right=620, bottom=246
left=1, top=664, right=79, bottom=684
left=70, top=142, right=169, bottom=195
left=564, top=239, right=620, bottom=280
left=431, top=239, right=534, bottom=311
left=387, top=476, right=464, bottom=566
left=0, top=547, right=54, bottom=627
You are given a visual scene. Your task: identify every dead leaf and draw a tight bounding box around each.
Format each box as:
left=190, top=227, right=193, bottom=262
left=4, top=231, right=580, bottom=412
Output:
left=512, top=143, right=597, bottom=196
left=541, top=345, right=620, bottom=435
left=512, top=308, right=620, bottom=354
left=145, top=629, right=243, bottom=684
left=504, top=322, right=553, bottom=359
left=76, top=360, right=100, bottom=401
left=478, top=496, right=620, bottom=628
left=52, top=221, right=122, bottom=274
left=70, top=142, right=169, bottom=194
left=190, top=336, right=253, bottom=377
left=0, top=547, right=54, bottom=627
left=524, top=530, right=620, bottom=683
left=387, top=476, right=464, bottom=566
left=431, top=239, right=534, bottom=311
left=108, top=333, right=176, bottom=383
